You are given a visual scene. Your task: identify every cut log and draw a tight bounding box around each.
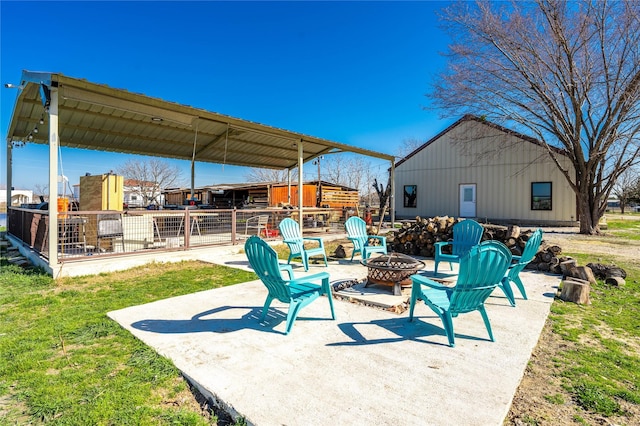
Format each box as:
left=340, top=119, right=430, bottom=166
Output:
left=510, top=246, right=523, bottom=257
left=606, top=267, right=627, bottom=279
left=547, top=245, right=563, bottom=256
left=550, top=263, right=563, bottom=275
left=537, top=263, right=551, bottom=272
left=566, top=265, right=597, bottom=285
left=586, top=263, right=627, bottom=280
left=540, top=251, right=553, bottom=263
left=507, top=225, right=521, bottom=240
left=604, top=276, right=625, bottom=287
left=560, top=278, right=591, bottom=304
left=559, top=259, right=577, bottom=276
left=505, top=237, right=517, bottom=247
left=525, top=262, right=539, bottom=270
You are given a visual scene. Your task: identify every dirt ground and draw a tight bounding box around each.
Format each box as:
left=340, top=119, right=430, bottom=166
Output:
left=505, top=220, right=640, bottom=426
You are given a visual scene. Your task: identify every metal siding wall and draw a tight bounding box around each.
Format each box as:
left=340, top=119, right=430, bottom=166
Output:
left=395, top=119, right=576, bottom=222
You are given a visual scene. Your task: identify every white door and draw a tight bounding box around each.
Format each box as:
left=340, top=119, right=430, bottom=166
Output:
left=459, top=184, right=476, bottom=217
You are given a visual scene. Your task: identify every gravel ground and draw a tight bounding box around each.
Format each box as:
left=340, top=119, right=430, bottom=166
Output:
left=538, top=224, right=640, bottom=267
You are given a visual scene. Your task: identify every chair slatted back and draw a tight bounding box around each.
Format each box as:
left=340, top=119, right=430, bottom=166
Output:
left=450, top=241, right=512, bottom=314
left=520, top=229, right=543, bottom=264
left=97, top=214, right=123, bottom=238
left=257, top=215, right=269, bottom=226
left=244, top=236, right=292, bottom=304
left=508, top=228, right=543, bottom=279
left=278, top=218, right=304, bottom=257
left=345, top=216, right=367, bottom=248
left=451, top=219, right=484, bottom=257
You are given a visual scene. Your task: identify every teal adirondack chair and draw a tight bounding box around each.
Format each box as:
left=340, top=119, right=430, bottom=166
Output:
left=409, top=240, right=512, bottom=347
left=345, top=216, right=387, bottom=261
left=278, top=218, right=328, bottom=271
left=244, top=236, right=335, bottom=334
left=497, top=229, right=543, bottom=306
left=434, top=219, right=484, bottom=274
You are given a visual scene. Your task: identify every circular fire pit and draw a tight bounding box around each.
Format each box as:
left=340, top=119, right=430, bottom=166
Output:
left=361, top=253, right=425, bottom=296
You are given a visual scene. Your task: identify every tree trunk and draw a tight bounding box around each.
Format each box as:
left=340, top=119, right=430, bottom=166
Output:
left=373, top=176, right=391, bottom=221
left=577, top=196, right=602, bottom=235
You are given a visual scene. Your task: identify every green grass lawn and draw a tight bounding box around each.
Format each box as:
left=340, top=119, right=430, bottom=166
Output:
left=604, top=217, right=640, bottom=241
left=550, top=253, right=640, bottom=419
left=0, top=260, right=256, bottom=425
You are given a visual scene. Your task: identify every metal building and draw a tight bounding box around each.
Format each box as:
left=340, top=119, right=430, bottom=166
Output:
left=394, top=115, right=577, bottom=225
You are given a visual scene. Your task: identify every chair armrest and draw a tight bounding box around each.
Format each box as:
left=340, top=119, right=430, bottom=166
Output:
left=288, top=271, right=330, bottom=285
left=411, top=274, right=449, bottom=290
left=290, top=271, right=332, bottom=296
left=303, top=237, right=325, bottom=247
left=512, top=254, right=522, bottom=262
left=303, top=237, right=324, bottom=243
left=433, top=241, right=450, bottom=255
left=296, top=271, right=330, bottom=281
left=279, top=264, right=294, bottom=280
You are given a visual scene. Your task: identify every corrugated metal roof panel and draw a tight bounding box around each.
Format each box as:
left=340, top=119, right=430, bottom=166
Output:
left=6, top=71, right=393, bottom=171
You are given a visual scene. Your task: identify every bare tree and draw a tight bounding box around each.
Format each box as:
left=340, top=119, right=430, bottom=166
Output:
left=323, top=154, right=371, bottom=192
left=244, top=168, right=296, bottom=183
left=32, top=184, right=49, bottom=202
left=395, top=137, right=425, bottom=160
left=632, top=178, right=640, bottom=206
left=360, top=164, right=379, bottom=207
left=322, top=155, right=348, bottom=187
left=373, top=175, right=391, bottom=216
left=430, top=0, right=640, bottom=234
left=115, top=158, right=183, bottom=206
left=613, top=167, right=640, bottom=213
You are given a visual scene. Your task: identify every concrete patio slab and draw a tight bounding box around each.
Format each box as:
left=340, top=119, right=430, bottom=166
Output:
left=108, top=251, right=559, bottom=425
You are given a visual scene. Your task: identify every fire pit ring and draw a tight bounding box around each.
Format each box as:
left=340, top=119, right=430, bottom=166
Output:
left=360, top=253, right=425, bottom=296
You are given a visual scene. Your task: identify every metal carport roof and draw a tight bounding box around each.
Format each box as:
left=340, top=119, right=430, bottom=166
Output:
left=4, top=70, right=395, bottom=268
left=5, top=71, right=394, bottom=169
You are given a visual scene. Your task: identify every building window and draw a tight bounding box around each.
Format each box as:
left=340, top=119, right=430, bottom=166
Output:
left=531, top=182, right=552, bottom=210
left=404, top=185, right=417, bottom=208
left=131, top=195, right=138, bottom=201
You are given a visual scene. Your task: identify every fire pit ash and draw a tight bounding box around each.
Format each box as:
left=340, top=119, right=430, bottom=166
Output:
left=360, top=253, right=425, bottom=296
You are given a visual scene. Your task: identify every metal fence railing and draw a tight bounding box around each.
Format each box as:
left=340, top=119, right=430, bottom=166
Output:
left=7, top=206, right=362, bottom=262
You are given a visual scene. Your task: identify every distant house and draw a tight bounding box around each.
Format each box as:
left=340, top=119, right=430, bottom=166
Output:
left=0, top=189, right=33, bottom=206
left=394, top=115, right=577, bottom=225
left=606, top=197, right=621, bottom=212
left=123, top=179, right=164, bottom=208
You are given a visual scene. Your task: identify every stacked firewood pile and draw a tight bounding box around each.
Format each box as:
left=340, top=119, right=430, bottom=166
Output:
left=388, top=216, right=459, bottom=258
left=389, top=216, right=567, bottom=272
left=388, top=216, right=542, bottom=258
left=387, top=216, right=628, bottom=305
left=388, top=215, right=627, bottom=276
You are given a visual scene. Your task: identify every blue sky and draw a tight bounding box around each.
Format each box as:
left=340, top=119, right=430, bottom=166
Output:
left=1, top=1, right=454, bottom=192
